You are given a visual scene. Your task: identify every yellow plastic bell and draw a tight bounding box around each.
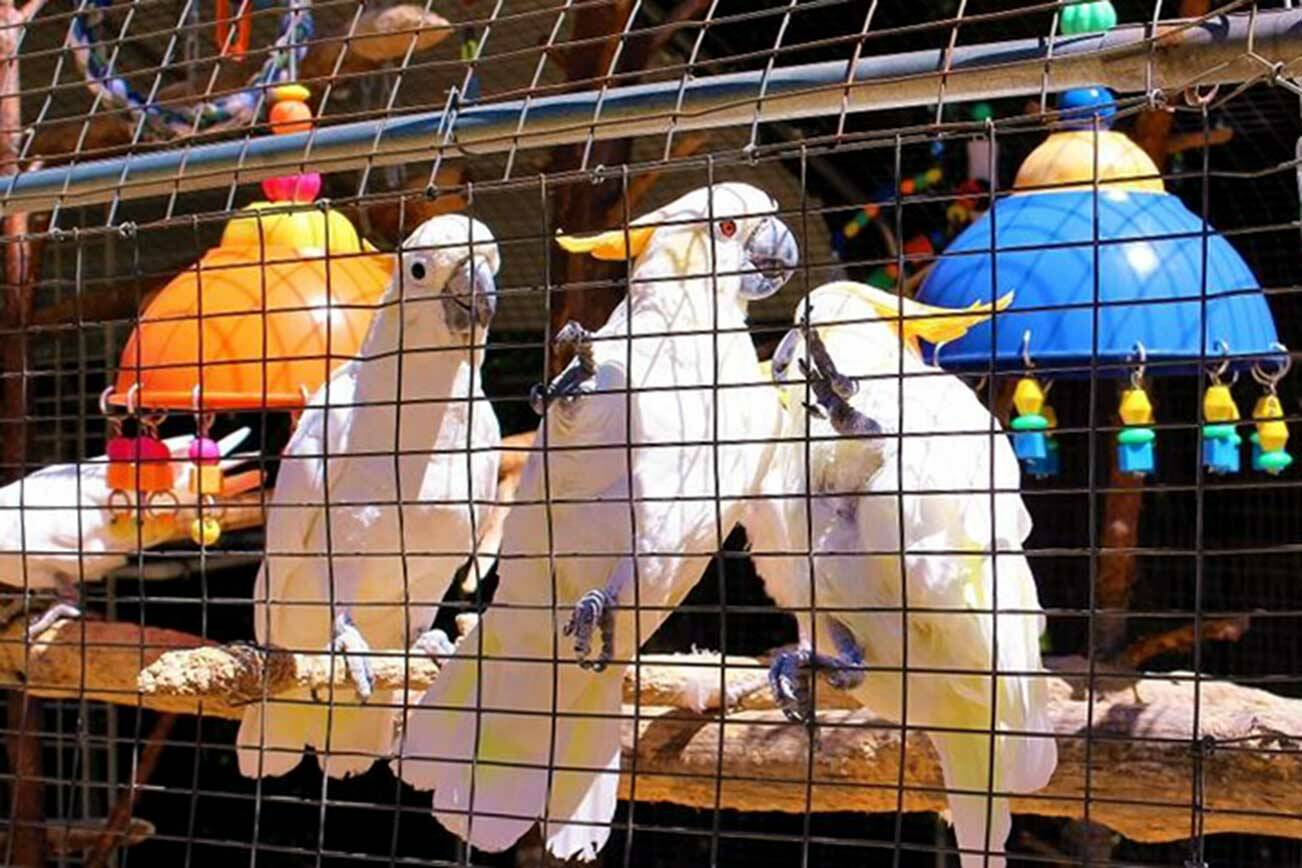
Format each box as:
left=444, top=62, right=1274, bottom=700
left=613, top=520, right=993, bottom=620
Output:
left=1254, top=394, right=1289, bottom=453
left=1119, top=387, right=1154, bottom=426
left=190, top=516, right=222, bottom=547
left=1013, top=377, right=1045, bottom=417
left=1203, top=384, right=1239, bottom=423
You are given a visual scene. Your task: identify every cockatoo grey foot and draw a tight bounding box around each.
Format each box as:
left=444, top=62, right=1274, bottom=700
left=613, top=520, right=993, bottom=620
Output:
left=768, top=624, right=866, bottom=727
left=26, top=601, right=83, bottom=641
left=330, top=612, right=374, bottom=702
left=529, top=321, right=597, bottom=416
left=410, top=628, right=456, bottom=662
left=798, top=354, right=881, bottom=439
left=563, top=588, right=615, bottom=672
left=802, top=315, right=859, bottom=402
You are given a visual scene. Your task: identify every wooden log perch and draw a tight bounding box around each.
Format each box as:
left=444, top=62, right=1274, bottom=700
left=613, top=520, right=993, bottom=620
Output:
left=1, top=619, right=1298, bottom=843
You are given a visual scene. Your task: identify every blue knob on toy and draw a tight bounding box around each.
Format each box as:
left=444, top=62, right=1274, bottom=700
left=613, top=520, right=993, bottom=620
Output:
left=1058, top=87, right=1117, bottom=129
left=1117, top=427, right=1155, bottom=476
left=1201, top=424, right=1241, bottom=475
left=1025, top=436, right=1061, bottom=479
left=1010, top=413, right=1048, bottom=462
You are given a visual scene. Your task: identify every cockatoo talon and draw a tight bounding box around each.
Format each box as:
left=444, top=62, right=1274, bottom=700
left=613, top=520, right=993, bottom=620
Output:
left=411, top=628, right=456, bottom=662
left=565, top=589, right=614, bottom=668
left=26, top=601, right=83, bottom=642
left=331, top=613, right=374, bottom=701
left=799, top=345, right=882, bottom=439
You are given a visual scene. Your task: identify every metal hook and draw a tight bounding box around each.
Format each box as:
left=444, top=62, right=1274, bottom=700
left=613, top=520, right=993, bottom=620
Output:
left=1130, top=341, right=1147, bottom=389
left=191, top=385, right=215, bottom=436
left=1252, top=342, right=1292, bottom=392
left=1020, top=329, right=1034, bottom=371
left=1207, top=340, right=1232, bottom=385
left=125, top=382, right=141, bottom=417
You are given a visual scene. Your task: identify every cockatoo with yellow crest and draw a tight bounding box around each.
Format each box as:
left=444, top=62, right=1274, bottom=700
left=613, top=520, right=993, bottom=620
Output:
left=765, top=281, right=1057, bottom=868
left=236, top=214, right=502, bottom=780
left=395, top=182, right=799, bottom=861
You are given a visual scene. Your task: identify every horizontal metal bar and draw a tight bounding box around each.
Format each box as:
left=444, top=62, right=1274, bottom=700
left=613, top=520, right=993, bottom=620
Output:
left=5, top=8, right=1302, bottom=216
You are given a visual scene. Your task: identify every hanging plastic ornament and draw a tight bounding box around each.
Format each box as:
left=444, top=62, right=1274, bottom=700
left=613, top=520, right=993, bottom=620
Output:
left=1201, top=356, right=1242, bottom=475
left=1059, top=0, right=1117, bottom=36
left=1250, top=351, right=1292, bottom=474
left=1010, top=375, right=1049, bottom=464
left=1117, top=353, right=1155, bottom=477
left=103, top=388, right=178, bottom=539
left=1026, top=404, right=1061, bottom=479
left=188, top=406, right=225, bottom=546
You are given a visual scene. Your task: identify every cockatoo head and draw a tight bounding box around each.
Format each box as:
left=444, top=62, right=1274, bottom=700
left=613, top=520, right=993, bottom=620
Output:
left=770, top=281, right=1014, bottom=383
left=556, top=182, right=798, bottom=305
left=393, top=214, right=500, bottom=342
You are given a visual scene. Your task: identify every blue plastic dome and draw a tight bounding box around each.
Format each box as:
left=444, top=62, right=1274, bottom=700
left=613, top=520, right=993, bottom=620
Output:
left=916, top=188, right=1280, bottom=375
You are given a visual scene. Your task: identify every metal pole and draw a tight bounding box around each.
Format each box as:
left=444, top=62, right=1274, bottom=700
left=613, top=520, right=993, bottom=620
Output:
left=5, top=8, right=1302, bottom=215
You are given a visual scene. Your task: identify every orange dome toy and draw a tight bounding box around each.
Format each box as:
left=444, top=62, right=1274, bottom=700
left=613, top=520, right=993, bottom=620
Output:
left=108, top=85, right=389, bottom=412
left=105, top=85, right=392, bottom=546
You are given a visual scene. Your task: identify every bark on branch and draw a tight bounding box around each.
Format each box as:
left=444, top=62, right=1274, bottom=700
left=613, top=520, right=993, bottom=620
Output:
left=0, top=619, right=1298, bottom=843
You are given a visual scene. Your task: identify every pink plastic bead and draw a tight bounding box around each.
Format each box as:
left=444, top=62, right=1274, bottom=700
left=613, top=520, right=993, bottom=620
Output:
left=261, top=173, right=322, bottom=203
left=187, top=436, right=221, bottom=464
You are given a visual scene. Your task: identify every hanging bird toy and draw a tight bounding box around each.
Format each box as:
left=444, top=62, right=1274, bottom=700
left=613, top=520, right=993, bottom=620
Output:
left=1117, top=350, right=1156, bottom=478
left=1251, top=351, right=1293, bottom=475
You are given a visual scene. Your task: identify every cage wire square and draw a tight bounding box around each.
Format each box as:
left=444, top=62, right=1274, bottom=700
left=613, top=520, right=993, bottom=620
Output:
left=0, top=1, right=1300, bottom=867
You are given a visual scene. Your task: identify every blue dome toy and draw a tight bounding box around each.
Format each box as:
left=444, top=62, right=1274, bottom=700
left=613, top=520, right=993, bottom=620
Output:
left=917, top=88, right=1288, bottom=479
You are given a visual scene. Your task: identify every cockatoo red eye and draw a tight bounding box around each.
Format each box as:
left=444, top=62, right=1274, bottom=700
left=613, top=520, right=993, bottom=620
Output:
left=718, top=219, right=737, bottom=239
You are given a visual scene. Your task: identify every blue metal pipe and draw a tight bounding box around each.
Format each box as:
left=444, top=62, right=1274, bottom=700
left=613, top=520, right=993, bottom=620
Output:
left=5, top=7, right=1300, bottom=214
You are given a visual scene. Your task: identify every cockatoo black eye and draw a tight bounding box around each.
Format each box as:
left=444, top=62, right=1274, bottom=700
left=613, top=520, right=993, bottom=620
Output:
left=409, top=259, right=427, bottom=282
left=718, top=219, right=738, bottom=239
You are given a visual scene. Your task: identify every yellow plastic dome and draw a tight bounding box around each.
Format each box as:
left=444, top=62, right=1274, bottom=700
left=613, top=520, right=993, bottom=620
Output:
left=1014, top=131, right=1164, bottom=194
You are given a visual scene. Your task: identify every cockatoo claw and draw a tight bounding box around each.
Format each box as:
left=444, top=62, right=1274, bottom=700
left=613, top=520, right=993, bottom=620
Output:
left=554, top=320, right=597, bottom=376
left=799, top=344, right=882, bottom=439
left=768, top=648, right=814, bottom=725
left=331, top=613, right=374, bottom=702
left=768, top=626, right=866, bottom=731
left=26, top=601, right=83, bottom=642
left=411, top=628, right=456, bottom=662
left=530, top=322, right=598, bottom=418
left=563, top=589, right=615, bottom=671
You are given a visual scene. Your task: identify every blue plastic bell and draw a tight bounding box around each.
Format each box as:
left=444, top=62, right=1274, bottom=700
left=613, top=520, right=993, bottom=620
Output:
left=1201, top=424, right=1241, bottom=475
left=1117, top=428, right=1155, bottom=477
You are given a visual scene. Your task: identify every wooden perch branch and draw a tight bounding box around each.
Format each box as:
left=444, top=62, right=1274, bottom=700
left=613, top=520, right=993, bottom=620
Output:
left=1, top=618, right=1299, bottom=842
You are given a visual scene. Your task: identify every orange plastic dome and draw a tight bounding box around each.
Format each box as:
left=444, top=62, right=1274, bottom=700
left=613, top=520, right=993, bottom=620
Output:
left=110, top=202, right=393, bottom=411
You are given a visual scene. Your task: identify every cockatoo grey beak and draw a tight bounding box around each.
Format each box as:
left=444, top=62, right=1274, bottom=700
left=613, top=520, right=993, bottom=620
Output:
left=740, top=216, right=799, bottom=300
left=445, top=257, right=498, bottom=332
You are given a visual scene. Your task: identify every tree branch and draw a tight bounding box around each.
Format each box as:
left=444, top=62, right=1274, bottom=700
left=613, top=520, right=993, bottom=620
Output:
left=1, top=620, right=1298, bottom=843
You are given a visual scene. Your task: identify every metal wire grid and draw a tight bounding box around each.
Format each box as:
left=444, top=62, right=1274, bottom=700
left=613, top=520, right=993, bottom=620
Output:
left=0, top=1, right=1299, bottom=867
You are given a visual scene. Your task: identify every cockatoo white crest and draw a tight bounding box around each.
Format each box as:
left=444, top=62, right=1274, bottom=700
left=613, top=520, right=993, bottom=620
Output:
left=394, top=183, right=799, bottom=861
left=764, top=280, right=1056, bottom=868
left=236, top=214, right=503, bottom=781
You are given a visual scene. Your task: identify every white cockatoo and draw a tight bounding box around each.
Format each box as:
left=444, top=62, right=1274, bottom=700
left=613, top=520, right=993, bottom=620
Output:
left=394, top=183, right=799, bottom=861
left=764, top=281, right=1057, bottom=868
left=0, top=427, right=253, bottom=632
left=236, top=214, right=502, bottom=780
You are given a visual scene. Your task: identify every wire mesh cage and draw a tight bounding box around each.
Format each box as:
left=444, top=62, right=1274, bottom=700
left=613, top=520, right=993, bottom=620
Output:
left=0, top=1, right=1300, bottom=867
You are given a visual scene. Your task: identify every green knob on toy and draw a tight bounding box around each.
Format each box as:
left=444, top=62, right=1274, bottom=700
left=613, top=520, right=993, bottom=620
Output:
left=1202, top=423, right=1237, bottom=440
left=1259, top=450, right=1293, bottom=474
left=1117, top=427, right=1155, bottom=445
left=1060, top=1, right=1117, bottom=35
left=971, top=102, right=993, bottom=123
left=1011, top=413, right=1049, bottom=432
